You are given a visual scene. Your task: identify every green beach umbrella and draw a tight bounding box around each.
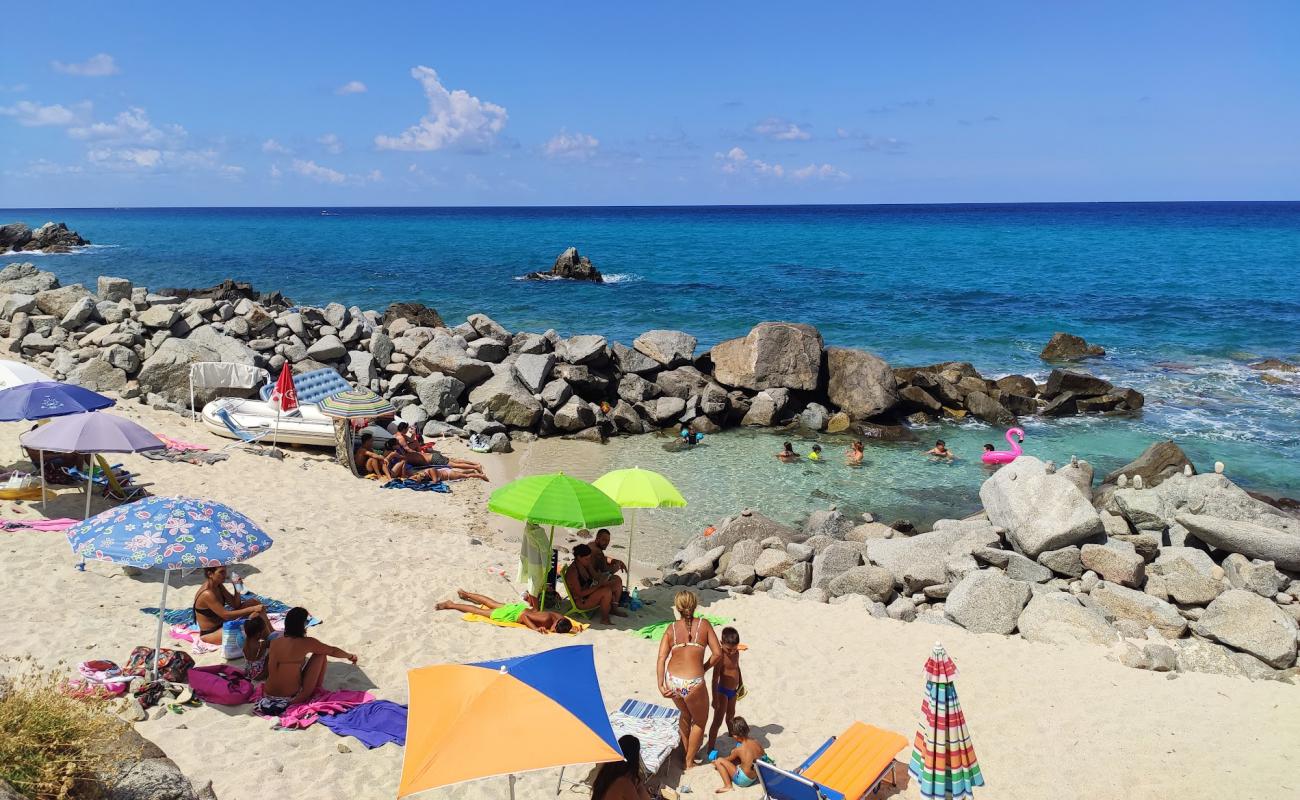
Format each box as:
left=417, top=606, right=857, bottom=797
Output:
left=592, top=468, right=686, bottom=587
left=488, top=473, right=624, bottom=609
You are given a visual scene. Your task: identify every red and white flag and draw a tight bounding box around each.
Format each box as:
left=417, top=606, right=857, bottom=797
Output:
left=268, top=362, right=298, bottom=414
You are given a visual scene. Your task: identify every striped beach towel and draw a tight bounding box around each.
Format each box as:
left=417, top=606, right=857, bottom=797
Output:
left=610, top=699, right=681, bottom=775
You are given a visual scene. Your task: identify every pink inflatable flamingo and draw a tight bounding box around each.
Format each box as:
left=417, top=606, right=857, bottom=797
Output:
left=982, top=427, right=1025, bottom=465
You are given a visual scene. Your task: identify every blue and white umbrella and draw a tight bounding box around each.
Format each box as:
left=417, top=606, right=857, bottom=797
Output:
left=0, top=380, right=114, bottom=421
left=66, top=496, right=274, bottom=677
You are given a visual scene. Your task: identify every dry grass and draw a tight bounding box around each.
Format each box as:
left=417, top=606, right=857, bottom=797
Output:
left=0, top=658, right=128, bottom=800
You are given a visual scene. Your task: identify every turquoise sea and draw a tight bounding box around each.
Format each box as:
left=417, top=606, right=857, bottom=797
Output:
left=3, top=203, right=1298, bottom=559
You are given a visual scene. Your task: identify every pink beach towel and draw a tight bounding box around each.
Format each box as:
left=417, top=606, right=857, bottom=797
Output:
left=251, top=685, right=374, bottom=728
left=1, top=517, right=79, bottom=532
left=156, top=434, right=210, bottom=452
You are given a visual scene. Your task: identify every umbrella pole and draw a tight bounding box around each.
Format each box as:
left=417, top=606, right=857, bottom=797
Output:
left=152, top=568, right=172, bottom=680
left=273, top=407, right=280, bottom=449
left=39, top=450, right=46, bottom=511
left=538, top=525, right=555, bottom=610
left=508, top=773, right=516, bottom=800
left=628, top=507, right=636, bottom=589
left=84, top=451, right=94, bottom=519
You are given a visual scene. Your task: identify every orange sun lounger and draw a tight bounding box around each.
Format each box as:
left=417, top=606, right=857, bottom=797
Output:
left=758, top=722, right=908, bottom=800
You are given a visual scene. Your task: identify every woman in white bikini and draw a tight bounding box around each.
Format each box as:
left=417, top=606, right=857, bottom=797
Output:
left=656, top=590, right=721, bottom=767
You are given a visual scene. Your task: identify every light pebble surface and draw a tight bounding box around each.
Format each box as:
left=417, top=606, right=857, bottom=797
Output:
left=1, top=400, right=1297, bottom=800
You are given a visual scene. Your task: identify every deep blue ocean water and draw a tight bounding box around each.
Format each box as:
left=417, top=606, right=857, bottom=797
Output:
left=3, top=203, right=1298, bottom=549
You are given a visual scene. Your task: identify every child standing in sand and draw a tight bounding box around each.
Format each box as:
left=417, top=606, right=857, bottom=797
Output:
left=705, top=626, right=744, bottom=759
left=713, top=717, right=764, bottom=793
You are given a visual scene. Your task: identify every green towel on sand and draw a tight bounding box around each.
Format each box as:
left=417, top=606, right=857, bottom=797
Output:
left=632, top=615, right=730, bottom=640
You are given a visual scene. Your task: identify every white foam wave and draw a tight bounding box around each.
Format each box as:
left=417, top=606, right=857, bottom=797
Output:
left=1, top=243, right=117, bottom=257
left=601, top=273, right=640, bottom=284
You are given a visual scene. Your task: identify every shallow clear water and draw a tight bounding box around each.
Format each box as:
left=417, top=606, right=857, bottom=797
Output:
left=3, top=203, right=1298, bottom=556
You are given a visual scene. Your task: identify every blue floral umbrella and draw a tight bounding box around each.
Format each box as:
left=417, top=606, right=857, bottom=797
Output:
left=66, top=496, right=274, bottom=677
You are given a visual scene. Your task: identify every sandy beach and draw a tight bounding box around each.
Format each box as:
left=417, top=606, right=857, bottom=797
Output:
left=0, top=395, right=1295, bottom=800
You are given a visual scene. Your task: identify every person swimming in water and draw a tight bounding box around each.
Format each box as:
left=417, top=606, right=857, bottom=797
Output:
left=925, top=439, right=955, bottom=462
left=808, top=443, right=823, bottom=461
left=776, top=442, right=800, bottom=462
left=846, top=440, right=864, bottom=466
left=984, top=443, right=995, bottom=454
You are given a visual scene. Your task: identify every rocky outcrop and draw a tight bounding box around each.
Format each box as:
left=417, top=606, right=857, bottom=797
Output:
left=1039, top=332, right=1104, bottom=361
left=1, top=221, right=89, bottom=253
left=710, top=322, right=823, bottom=392
left=1177, top=515, right=1300, bottom=571
left=1102, top=440, right=1194, bottom=488
left=980, top=457, right=1104, bottom=558
left=1017, top=593, right=1119, bottom=647
left=1193, top=590, right=1298, bottom=669
left=825, top=347, right=899, bottom=420
left=522, top=247, right=604, bottom=282
left=944, top=570, right=1031, bottom=634
left=159, top=278, right=291, bottom=310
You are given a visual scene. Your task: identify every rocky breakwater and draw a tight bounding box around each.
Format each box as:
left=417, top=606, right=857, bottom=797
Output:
left=666, top=441, right=1300, bottom=682
left=0, top=221, right=89, bottom=253
left=0, top=261, right=1145, bottom=454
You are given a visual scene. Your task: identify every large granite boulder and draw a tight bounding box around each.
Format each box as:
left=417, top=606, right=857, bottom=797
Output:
left=944, top=570, right=1032, bottom=634
left=553, top=397, right=597, bottom=432
left=305, top=334, right=346, bottom=361
left=522, top=247, right=603, bottom=282
left=0, top=262, right=58, bottom=295
left=68, top=359, right=128, bottom=392
left=811, top=541, right=863, bottom=591
left=980, top=456, right=1104, bottom=558
left=825, top=347, right=898, bottom=419
left=138, top=338, right=223, bottom=405
left=0, top=223, right=33, bottom=251
left=1103, top=440, right=1194, bottom=487
left=1193, top=589, right=1298, bottom=668
left=383, top=301, right=444, bottom=329
left=1221, top=553, right=1287, bottom=597
left=25, top=222, right=89, bottom=252
left=1039, top=332, right=1105, bottom=361
left=1044, top=369, right=1113, bottom=398
left=35, top=284, right=93, bottom=319
left=186, top=326, right=259, bottom=367
left=866, top=522, right=1001, bottom=593
left=1176, top=514, right=1300, bottom=570
left=409, top=335, right=493, bottom=386
left=964, top=390, right=1015, bottom=426
left=709, top=322, right=823, bottom=392
left=555, top=334, right=608, bottom=365
left=414, top=374, right=466, bottom=417
left=467, top=371, right=543, bottom=428
left=511, top=353, right=555, bottom=393
left=827, top=565, right=896, bottom=602
left=633, top=330, right=696, bottom=368
left=1080, top=543, right=1145, bottom=588
left=1148, top=556, right=1224, bottom=606
left=740, top=388, right=789, bottom=426
left=1017, top=593, right=1119, bottom=647
left=1088, top=581, right=1187, bottom=638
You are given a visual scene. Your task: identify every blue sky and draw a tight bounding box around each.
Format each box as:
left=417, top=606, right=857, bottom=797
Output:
left=1, top=1, right=1296, bottom=206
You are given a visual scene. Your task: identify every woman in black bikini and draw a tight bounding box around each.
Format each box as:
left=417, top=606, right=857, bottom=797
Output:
left=193, top=565, right=270, bottom=645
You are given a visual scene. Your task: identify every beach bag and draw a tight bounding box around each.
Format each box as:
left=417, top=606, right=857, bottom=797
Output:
left=221, top=619, right=246, bottom=660
left=188, top=664, right=254, bottom=705
left=123, top=646, right=195, bottom=683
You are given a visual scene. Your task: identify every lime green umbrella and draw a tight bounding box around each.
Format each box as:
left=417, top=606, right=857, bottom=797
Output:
left=488, top=473, right=624, bottom=609
left=592, top=468, right=686, bottom=587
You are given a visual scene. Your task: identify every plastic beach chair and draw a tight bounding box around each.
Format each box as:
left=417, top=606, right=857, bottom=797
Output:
left=557, top=563, right=596, bottom=620
left=757, top=722, right=908, bottom=800
left=556, top=699, right=681, bottom=794
left=213, top=406, right=272, bottom=451
left=63, top=461, right=152, bottom=501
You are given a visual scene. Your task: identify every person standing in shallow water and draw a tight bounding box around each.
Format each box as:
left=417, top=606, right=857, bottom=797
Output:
left=846, top=440, right=865, bottom=466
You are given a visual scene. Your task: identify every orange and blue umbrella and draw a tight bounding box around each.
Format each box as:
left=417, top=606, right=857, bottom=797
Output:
left=400, top=644, right=622, bottom=798
left=909, top=642, right=985, bottom=799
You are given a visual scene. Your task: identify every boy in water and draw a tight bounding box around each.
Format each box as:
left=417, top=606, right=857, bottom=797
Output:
left=713, top=717, right=764, bottom=793
left=706, top=626, right=744, bottom=758
left=776, top=442, right=801, bottom=462
left=983, top=443, right=995, bottom=454
left=925, top=439, right=955, bottom=462
left=808, top=443, right=823, bottom=461
left=435, top=589, right=574, bottom=634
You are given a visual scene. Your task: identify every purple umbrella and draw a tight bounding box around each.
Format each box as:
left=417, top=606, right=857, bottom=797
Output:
left=20, top=412, right=164, bottom=517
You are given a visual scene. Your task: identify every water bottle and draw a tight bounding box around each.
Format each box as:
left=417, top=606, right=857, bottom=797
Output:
left=230, top=572, right=244, bottom=595
left=221, top=619, right=245, bottom=660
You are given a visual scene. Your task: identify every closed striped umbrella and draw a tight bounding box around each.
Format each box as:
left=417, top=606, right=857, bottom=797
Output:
left=318, top=387, right=396, bottom=419
left=908, top=642, right=984, bottom=799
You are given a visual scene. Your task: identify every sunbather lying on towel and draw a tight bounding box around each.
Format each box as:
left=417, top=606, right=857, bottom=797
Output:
left=393, top=423, right=489, bottom=478
left=193, top=565, right=270, bottom=645
left=436, top=589, right=574, bottom=634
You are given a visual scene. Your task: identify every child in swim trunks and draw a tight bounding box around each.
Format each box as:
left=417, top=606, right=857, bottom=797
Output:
left=705, top=626, right=744, bottom=759
left=435, top=589, right=574, bottom=634
left=714, top=717, right=764, bottom=793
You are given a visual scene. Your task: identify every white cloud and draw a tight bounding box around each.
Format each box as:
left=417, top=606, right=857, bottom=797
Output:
left=262, top=138, right=291, bottom=154
left=715, top=147, right=846, bottom=181
left=318, top=133, right=343, bottom=154
left=51, top=53, right=119, bottom=77
left=86, top=147, right=163, bottom=169
left=375, top=66, right=507, bottom=152
left=791, top=163, right=849, bottom=181
left=1, top=83, right=29, bottom=93
left=753, top=117, right=811, bottom=141
left=69, top=107, right=184, bottom=147
left=0, top=100, right=90, bottom=127
left=335, top=80, right=367, bottom=95
left=366, top=169, right=383, bottom=182
left=13, top=159, right=84, bottom=177
left=543, top=129, right=599, bottom=160
left=270, top=164, right=282, bottom=179
left=291, top=159, right=346, bottom=184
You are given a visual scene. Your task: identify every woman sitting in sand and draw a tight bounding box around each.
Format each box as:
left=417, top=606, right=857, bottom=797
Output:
left=256, top=607, right=358, bottom=717
left=657, top=590, right=721, bottom=767
left=435, top=589, right=574, bottom=634
left=192, top=565, right=269, bottom=645
left=353, top=432, right=386, bottom=477
left=565, top=544, right=627, bottom=624
left=592, top=735, right=652, bottom=800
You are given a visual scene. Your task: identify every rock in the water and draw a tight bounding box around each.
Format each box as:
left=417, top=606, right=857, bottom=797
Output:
left=633, top=329, right=696, bottom=368
left=1018, top=592, right=1119, bottom=647
left=523, top=247, right=604, bottom=282
left=1040, top=332, right=1105, bottom=361
left=1080, top=543, right=1146, bottom=588
left=1177, top=514, right=1300, bottom=571
left=1103, top=440, right=1194, bottom=488
left=1044, top=369, right=1113, bottom=398
left=944, top=570, right=1032, bottom=635
left=964, top=390, right=1016, bottom=426
left=1193, top=589, right=1298, bottom=669
left=825, top=347, right=900, bottom=419
left=740, top=388, right=789, bottom=426
left=709, top=321, right=824, bottom=392
left=1088, top=581, right=1187, bottom=639
left=980, top=456, right=1104, bottom=558
left=383, top=302, right=444, bottom=329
